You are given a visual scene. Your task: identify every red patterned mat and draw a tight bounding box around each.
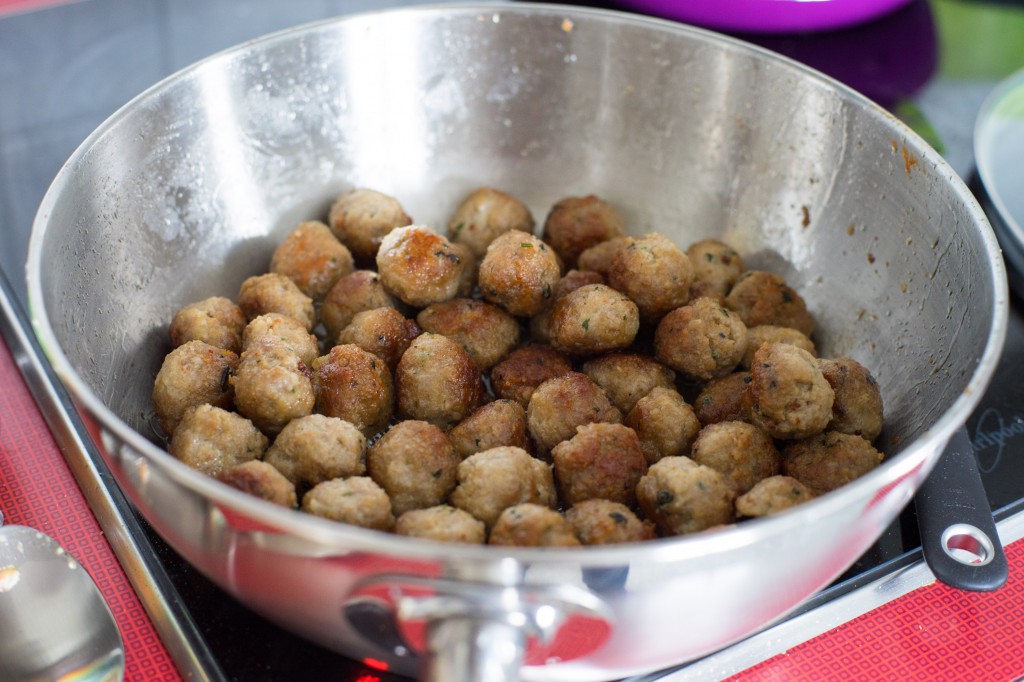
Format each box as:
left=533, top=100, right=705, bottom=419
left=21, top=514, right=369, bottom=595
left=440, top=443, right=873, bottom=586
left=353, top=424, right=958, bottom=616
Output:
left=0, top=336, right=181, bottom=680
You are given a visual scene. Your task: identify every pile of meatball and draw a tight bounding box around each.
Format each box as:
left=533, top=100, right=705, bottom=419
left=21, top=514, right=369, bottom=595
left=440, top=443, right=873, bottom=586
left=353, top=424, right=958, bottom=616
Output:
left=152, top=187, right=885, bottom=547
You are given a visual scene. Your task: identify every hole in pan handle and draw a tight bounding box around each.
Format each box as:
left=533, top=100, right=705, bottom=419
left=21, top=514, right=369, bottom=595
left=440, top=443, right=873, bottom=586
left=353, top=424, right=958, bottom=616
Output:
left=914, top=425, right=1009, bottom=592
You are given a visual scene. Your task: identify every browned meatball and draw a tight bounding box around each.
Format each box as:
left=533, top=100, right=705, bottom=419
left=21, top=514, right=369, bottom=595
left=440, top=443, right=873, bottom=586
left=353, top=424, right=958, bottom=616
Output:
left=263, top=414, right=367, bottom=491
left=783, top=431, right=883, bottom=495
left=449, top=446, right=557, bottom=528
left=395, top=505, right=487, bottom=544
left=527, top=372, right=622, bottom=454
left=654, top=296, right=748, bottom=382
left=217, top=460, right=297, bottom=508
left=336, top=307, right=421, bottom=372
left=311, top=344, right=393, bottom=437
left=488, top=504, right=581, bottom=547
left=394, top=333, right=486, bottom=429
left=448, top=187, right=535, bottom=260
left=735, top=475, right=815, bottom=518
left=477, top=230, right=562, bottom=318
left=237, top=272, right=316, bottom=331
left=741, top=325, right=816, bottom=369
left=576, top=235, right=630, bottom=278
left=270, top=220, right=355, bottom=299
left=749, top=343, right=834, bottom=440
left=542, top=195, right=625, bottom=270
left=169, top=296, right=246, bottom=353
left=607, top=233, right=694, bottom=321
left=625, top=387, right=702, bottom=464
left=169, top=404, right=267, bottom=477
left=551, top=422, right=648, bottom=507
left=242, top=313, right=320, bottom=367
left=686, top=238, right=745, bottom=302
left=529, top=269, right=607, bottom=342
left=489, top=345, right=573, bottom=408
left=320, top=270, right=400, bottom=341
left=448, top=400, right=531, bottom=460
left=328, top=188, right=413, bottom=265
left=548, top=284, right=640, bottom=356
left=582, top=353, right=676, bottom=415
left=690, top=421, right=780, bottom=494
left=367, top=420, right=460, bottom=516
left=376, top=225, right=468, bottom=308
left=636, top=457, right=736, bottom=536
left=301, top=476, right=394, bottom=531
left=231, top=343, right=314, bottom=435
left=152, top=340, right=238, bottom=435
left=565, top=499, right=656, bottom=545
left=819, top=358, right=884, bottom=441
left=725, top=270, right=815, bottom=337
left=416, top=298, right=521, bottom=370
left=693, top=371, right=754, bottom=426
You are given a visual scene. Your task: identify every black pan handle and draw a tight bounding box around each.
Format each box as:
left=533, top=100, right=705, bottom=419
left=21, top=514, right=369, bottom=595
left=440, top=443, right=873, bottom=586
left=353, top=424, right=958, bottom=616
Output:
left=915, top=426, right=1008, bottom=591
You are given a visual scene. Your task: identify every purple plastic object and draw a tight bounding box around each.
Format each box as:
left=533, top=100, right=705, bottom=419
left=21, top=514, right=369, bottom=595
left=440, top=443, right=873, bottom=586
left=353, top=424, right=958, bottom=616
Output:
left=616, top=0, right=915, bottom=33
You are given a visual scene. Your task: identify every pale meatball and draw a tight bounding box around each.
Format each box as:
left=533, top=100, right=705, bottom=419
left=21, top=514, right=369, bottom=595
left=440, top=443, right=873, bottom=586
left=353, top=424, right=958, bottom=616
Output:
left=819, top=357, right=884, bottom=441
left=607, top=233, right=694, bottom=321
left=551, top=422, right=648, bottom=507
left=741, top=325, right=816, bottom=369
left=489, top=344, right=573, bottom=407
left=448, top=187, right=535, bottom=260
left=169, top=404, right=267, bottom=477
left=376, top=225, right=468, bottom=308
left=270, top=220, right=354, bottom=299
left=302, top=477, right=394, bottom=531
left=448, top=400, right=531, bottom=460
left=749, top=343, right=834, bottom=440
left=263, top=414, right=367, bottom=491
left=582, top=353, right=676, bottom=415
left=686, top=238, right=745, bottom=302
left=735, top=476, right=815, bottom=518
left=625, top=387, right=702, bottom=464
left=231, top=343, right=314, bottom=435
left=367, top=420, right=460, bottom=516
left=311, top=344, right=393, bottom=437
left=152, top=340, right=238, bottom=435
left=336, top=307, right=421, bottom=372
left=217, top=460, right=297, bottom=508
left=242, top=313, right=319, bottom=367
left=237, top=272, right=316, bottom=331
left=725, top=270, right=815, bottom=337
left=477, top=230, right=562, bottom=317
left=636, top=457, right=736, bottom=536
left=576, top=235, right=630, bottom=278
left=690, top=421, right=780, bottom=494
left=783, top=431, right=884, bottom=495
left=395, top=505, right=486, bottom=544
left=394, top=333, right=486, bottom=430
left=328, top=187, right=413, bottom=265
left=529, top=269, right=606, bottom=343
left=548, top=284, right=640, bottom=356
left=694, top=371, right=753, bottom=426
left=526, top=372, right=622, bottom=455
left=449, top=446, right=557, bottom=528
left=488, top=504, right=581, bottom=547
left=169, top=296, right=246, bottom=353
left=416, top=298, right=521, bottom=370
left=565, top=499, right=656, bottom=545
left=320, top=270, right=399, bottom=341
left=542, top=195, right=625, bottom=270
left=654, top=296, right=748, bottom=382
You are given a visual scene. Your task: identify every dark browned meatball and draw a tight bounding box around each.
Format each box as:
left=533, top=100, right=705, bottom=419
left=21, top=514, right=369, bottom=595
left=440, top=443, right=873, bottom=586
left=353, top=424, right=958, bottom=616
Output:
left=328, top=188, right=413, bottom=265
left=735, top=475, right=815, bottom=518
left=367, top=420, right=460, bottom=516
left=320, top=270, right=400, bottom=341
left=625, top=387, right=702, bottom=464
left=551, top=422, right=647, bottom=507
left=448, top=187, right=535, bottom=260
left=270, top=220, right=355, bottom=300
left=542, top=195, right=625, bottom=270
left=725, top=270, right=815, bottom=337
left=394, top=333, right=486, bottom=430
left=169, top=296, right=246, bottom=353
left=749, top=342, right=834, bottom=440
left=488, top=504, right=581, bottom=547
left=449, top=446, right=557, bottom=528
left=741, top=325, right=816, bottom=369
left=548, top=284, right=639, bottom=356
left=376, top=225, right=469, bottom=308
left=242, top=313, right=320, bottom=367
left=311, top=344, right=393, bottom=437
left=302, top=477, right=394, bottom=531
left=416, top=298, right=521, bottom=370
left=565, top=499, right=656, bottom=545
left=263, top=414, right=367, bottom=491
left=169, top=404, right=267, bottom=477
left=489, top=344, right=573, bottom=408
left=395, top=505, right=487, bottom=544
left=237, top=272, right=316, bottom=332
left=231, top=343, right=314, bottom=435
left=477, top=230, right=562, bottom=318
left=448, top=400, right=531, bottom=460
left=526, top=372, right=622, bottom=455
left=217, top=460, right=297, bottom=508
left=819, top=357, right=884, bottom=441
left=783, top=431, right=883, bottom=495
left=576, top=235, right=630, bottom=278
left=607, top=233, right=694, bottom=321
left=686, top=238, right=745, bottom=303
left=582, top=353, right=676, bottom=415
left=654, top=296, right=748, bottom=382
left=636, top=456, right=736, bottom=536
left=693, top=371, right=754, bottom=426
left=152, top=340, right=238, bottom=436
left=336, top=307, right=421, bottom=372
left=690, top=421, right=780, bottom=494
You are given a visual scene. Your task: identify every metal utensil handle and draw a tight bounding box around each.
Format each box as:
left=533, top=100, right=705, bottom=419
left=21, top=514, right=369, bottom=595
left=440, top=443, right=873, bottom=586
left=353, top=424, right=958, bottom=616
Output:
left=915, top=425, right=1008, bottom=591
